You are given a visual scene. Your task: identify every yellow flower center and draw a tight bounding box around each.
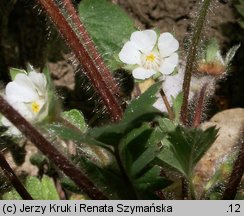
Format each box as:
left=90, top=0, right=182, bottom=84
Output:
left=145, top=53, right=156, bottom=62
left=31, top=101, right=40, bottom=113
left=141, top=52, right=160, bottom=71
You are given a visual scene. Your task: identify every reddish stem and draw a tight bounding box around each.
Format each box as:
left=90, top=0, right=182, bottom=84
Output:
left=222, top=136, right=244, bottom=200
left=180, top=0, right=212, bottom=125
left=159, top=88, right=174, bottom=120
left=38, top=0, right=122, bottom=122
left=0, top=151, right=33, bottom=200
left=192, top=84, right=207, bottom=127
left=63, top=0, right=121, bottom=96
left=0, top=96, right=107, bottom=200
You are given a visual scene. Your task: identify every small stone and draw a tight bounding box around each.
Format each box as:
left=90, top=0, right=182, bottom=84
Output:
left=194, top=108, right=244, bottom=197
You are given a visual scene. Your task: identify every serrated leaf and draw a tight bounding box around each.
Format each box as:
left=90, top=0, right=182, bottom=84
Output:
left=224, top=44, right=240, bottom=66
left=9, top=68, right=26, bottom=80
left=78, top=0, right=136, bottom=71
left=62, top=109, right=87, bottom=132
left=158, top=126, right=218, bottom=178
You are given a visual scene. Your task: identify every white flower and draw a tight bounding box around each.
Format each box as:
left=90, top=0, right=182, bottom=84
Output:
left=153, top=67, right=184, bottom=112
left=119, top=30, right=179, bottom=80
left=1, top=70, right=48, bottom=135
left=153, top=64, right=214, bottom=113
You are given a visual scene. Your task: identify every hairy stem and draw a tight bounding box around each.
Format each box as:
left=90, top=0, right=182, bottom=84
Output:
left=180, top=0, right=212, bottom=125
left=38, top=0, right=122, bottom=122
left=0, top=151, right=33, bottom=200
left=0, top=96, right=107, bottom=200
left=222, top=136, right=244, bottom=200
left=160, top=88, right=174, bottom=120
left=192, top=84, right=208, bottom=127
left=62, top=0, right=121, bottom=96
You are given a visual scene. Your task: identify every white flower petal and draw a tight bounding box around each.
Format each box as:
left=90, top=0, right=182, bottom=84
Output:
left=159, top=53, right=179, bottom=75
left=158, top=32, right=179, bottom=57
left=153, top=97, right=168, bottom=112
left=5, top=82, right=39, bottom=103
left=14, top=73, right=36, bottom=91
left=1, top=117, right=11, bottom=127
left=132, top=67, right=156, bottom=80
left=29, top=71, right=47, bottom=96
left=119, top=41, right=141, bottom=65
left=130, top=30, right=157, bottom=54
left=8, top=127, right=21, bottom=136
left=162, top=69, right=184, bottom=98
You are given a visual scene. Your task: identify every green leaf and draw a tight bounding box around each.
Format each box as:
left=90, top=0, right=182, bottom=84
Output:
left=205, top=38, right=219, bottom=62
left=47, top=123, right=112, bottom=152
left=131, top=144, right=159, bottom=177
left=158, top=118, right=176, bottom=133
left=134, top=165, right=172, bottom=199
left=25, top=175, right=59, bottom=200
left=88, top=82, right=162, bottom=145
left=224, top=44, right=240, bottom=66
left=75, top=157, right=130, bottom=199
left=40, top=176, right=60, bottom=200
left=2, top=190, right=22, bottom=200
left=239, top=20, right=244, bottom=29
left=236, top=1, right=244, bottom=17
left=171, top=92, right=183, bottom=123
left=62, top=109, right=87, bottom=132
left=118, top=122, right=164, bottom=177
left=9, top=68, right=26, bottom=80
left=119, top=124, right=153, bottom=173
left=30, top=153, right=46, bottom=167
left=158, top=126, right=218, bottom=178
left=78, top=0, right=136, bottom=71
left=2, top=176, right=59, bottom=200
left=123, top=82, right=162, bottom=123
left=60, top=176, right=81, bottom=193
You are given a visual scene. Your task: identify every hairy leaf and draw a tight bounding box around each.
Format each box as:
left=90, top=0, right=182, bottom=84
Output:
left=78, top=0, right=136, bottom=71
left=62, top=109, right=87, bottom=132
left=158, top=126, right=218, bottom=178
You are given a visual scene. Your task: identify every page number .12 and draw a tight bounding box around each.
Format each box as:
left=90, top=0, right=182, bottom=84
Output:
left=227, top=204, right=241, bottom=213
